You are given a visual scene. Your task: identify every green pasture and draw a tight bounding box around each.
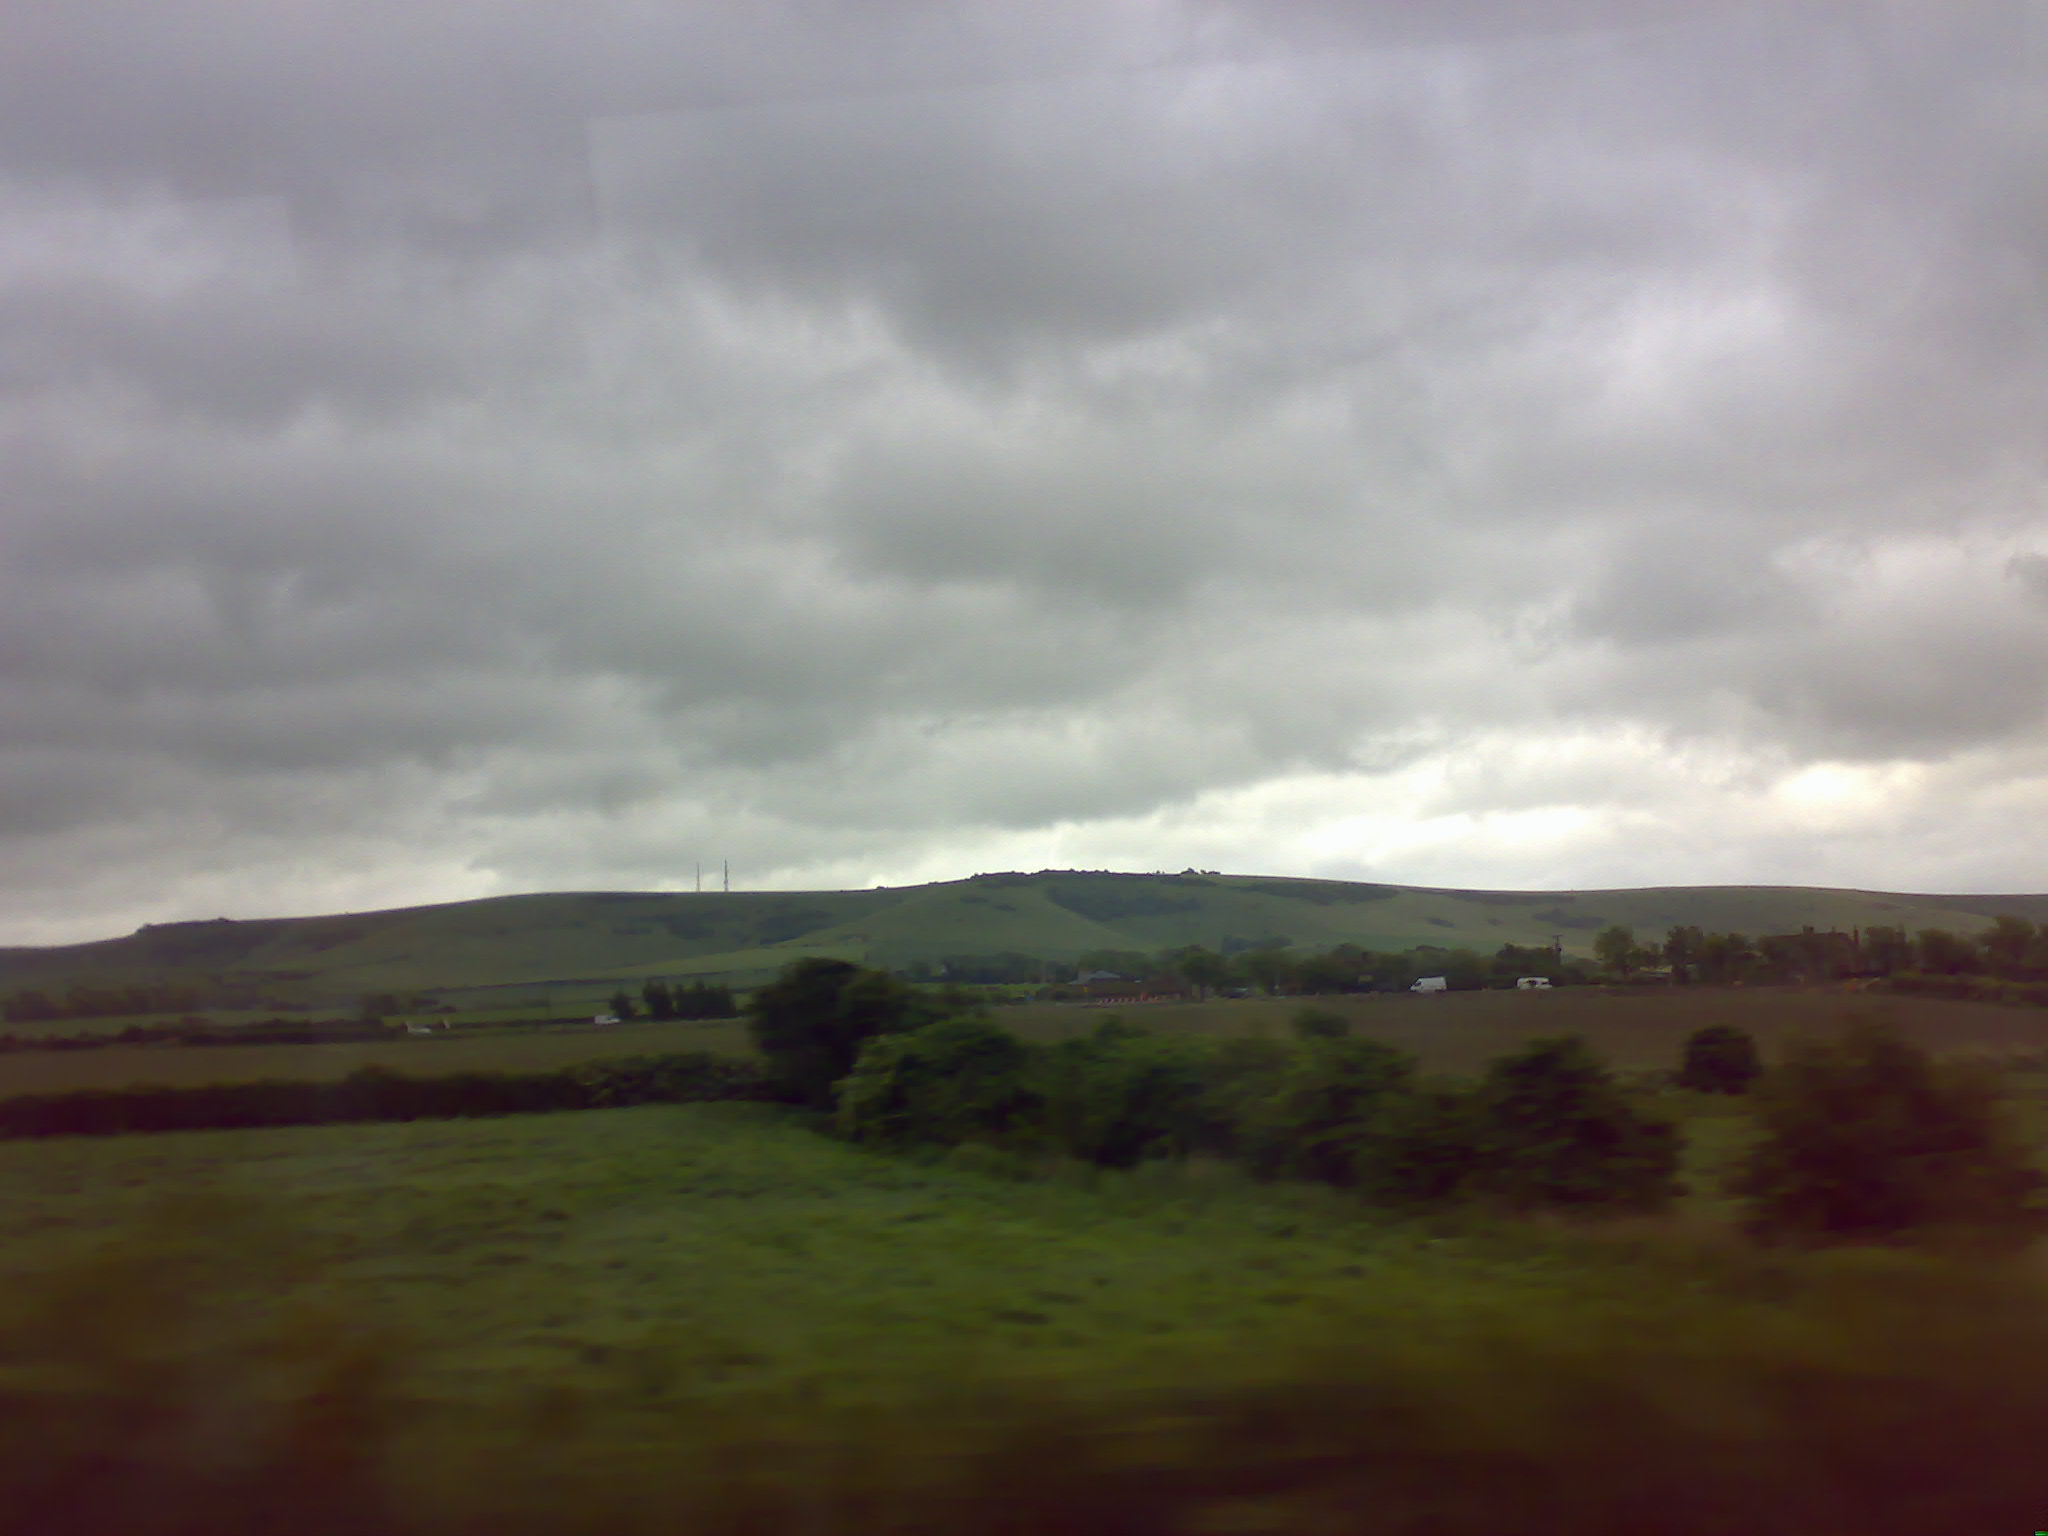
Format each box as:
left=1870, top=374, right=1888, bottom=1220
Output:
left=0, top=1092, right=1947, bottom=1412
left=6, top=1097, right=2048, bottom=1533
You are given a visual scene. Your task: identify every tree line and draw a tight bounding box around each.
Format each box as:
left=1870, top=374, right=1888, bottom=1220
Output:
left=749, top=958, right=2047, bottom=1247
left=604, top=980, right=739, bottom=1022
left=895, top=915, right=2048, bottom=1000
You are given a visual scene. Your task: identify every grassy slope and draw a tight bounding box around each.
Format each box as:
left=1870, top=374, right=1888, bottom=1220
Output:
left=9, top=871, right=2048, bottom=1025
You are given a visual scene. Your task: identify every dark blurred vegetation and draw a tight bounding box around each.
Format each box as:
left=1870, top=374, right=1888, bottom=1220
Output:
left=0, top=1052, right=767, bottom=1139
left=5, top=1179, right=2048, bottom=1533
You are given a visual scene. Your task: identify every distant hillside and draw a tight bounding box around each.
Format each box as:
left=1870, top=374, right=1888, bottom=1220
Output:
left=6, top=871, right=2047, bottom=1021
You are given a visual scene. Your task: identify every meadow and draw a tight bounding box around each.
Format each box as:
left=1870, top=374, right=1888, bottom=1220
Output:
left=3, top=1095, right=2047, bottom=1533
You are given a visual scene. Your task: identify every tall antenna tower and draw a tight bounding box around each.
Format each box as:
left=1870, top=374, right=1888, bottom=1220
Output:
left=695, top=863, right=701, bottom=893
left=722, top=860, right=729, bottom=893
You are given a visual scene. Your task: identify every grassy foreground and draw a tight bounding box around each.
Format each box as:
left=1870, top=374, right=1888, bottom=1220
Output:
left=1, top=1100, right=2046, bottom=1533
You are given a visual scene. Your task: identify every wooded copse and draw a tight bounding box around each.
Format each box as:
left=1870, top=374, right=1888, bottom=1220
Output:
left=752, top=958, right=2048, bottom=1246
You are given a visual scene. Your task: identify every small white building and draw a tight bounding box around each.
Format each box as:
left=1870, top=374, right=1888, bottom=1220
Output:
left=1411, top=976, right=1447, bottom=994
left=1515, top=977, right=1553, bottom=991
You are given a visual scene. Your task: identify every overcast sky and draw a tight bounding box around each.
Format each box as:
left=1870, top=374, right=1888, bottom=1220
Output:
left=1, top=1, right=2044, bottom=943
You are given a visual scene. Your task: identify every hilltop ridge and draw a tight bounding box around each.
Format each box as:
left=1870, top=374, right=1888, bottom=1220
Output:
left=6, top=871, right=2048, bottom=1022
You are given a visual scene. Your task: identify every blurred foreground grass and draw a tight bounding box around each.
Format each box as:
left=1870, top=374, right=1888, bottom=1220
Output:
left=0, top=1101, right=2045, bottom=1534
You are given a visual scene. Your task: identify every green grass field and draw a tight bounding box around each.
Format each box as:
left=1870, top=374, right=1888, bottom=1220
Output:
left=0, top=1103, right=1468, bottom=1406
left=4, top=1094, right=2048, bottom=1533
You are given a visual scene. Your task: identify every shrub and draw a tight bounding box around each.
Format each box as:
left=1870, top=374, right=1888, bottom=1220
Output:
left=835, top=1018, right=1041, bottom=1149
left=1352, top=1082, right=1491, bottom=1206
left=1037, top=1023, right=1218, bottom=1168
left=1192, top=1035, right=1296, bottom=1159
left=1238, top=1036, right=1417, bottom=1185
left=1727, top=1017, right=2048, bottom=1247
left=746, top=959, right=944, bottom=1109
left=1459, top=1036, right=1684, bottom=1214
left=1675, top=1024, right=1762, bottom=1094
left=0, top=1053, right=766, bottom=1141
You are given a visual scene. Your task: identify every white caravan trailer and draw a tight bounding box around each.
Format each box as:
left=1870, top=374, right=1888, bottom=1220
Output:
left=1411, top=976, right=1447, bottom=994
left=1515, top=977, right=1553, bottom=990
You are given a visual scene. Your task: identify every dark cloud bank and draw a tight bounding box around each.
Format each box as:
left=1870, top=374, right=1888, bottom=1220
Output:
left=1, top=1, right=2043, bottom=942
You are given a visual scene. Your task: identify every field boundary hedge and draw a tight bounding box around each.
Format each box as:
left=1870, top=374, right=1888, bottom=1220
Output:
left=0, top=1052, right=773, bottom=1140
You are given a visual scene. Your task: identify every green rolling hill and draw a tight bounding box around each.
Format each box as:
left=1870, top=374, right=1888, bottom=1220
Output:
left=5, top=871, right=2047, bottom=1021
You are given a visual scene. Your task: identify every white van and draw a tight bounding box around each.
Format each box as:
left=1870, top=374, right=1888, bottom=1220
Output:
left=1411, top=976, right=1447, bottom=994
left=1515, top=977, right=1553, bottom=991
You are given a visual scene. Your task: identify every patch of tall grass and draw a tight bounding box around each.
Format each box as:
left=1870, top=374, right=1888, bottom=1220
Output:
left=2, top=1123, right=2046, bottom=1533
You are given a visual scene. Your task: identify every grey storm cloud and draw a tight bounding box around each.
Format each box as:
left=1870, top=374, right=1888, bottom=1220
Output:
left=0, top=0, right=2044, bottom=941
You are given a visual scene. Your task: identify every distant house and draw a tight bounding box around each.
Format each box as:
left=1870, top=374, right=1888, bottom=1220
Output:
left=1515, top=977, right=1553, bottom=991
left=1082, top=977, right=1145, bottom=1002
left=1077, top=971, right=1188, bottom=1003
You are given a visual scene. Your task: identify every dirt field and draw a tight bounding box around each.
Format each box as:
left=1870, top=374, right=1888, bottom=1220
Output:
left=0, top=1018, right=751, bottom=1097
left=1003, top=985, right=2048, bottom=1072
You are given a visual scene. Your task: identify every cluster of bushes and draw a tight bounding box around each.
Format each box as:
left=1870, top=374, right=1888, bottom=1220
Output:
left=837, top=1014, right=1684, bottom=1214
left=611, top=980, right=739, bottom=1021
left=751, top=961, right=2048, bottom=1245
left=0, top=1052, right=769, bottom=1141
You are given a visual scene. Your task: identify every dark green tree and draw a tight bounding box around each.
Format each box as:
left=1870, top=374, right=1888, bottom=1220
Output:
left=1038, top=1022, right=1217, bottom=1168
left=1593, top=924, right=1644, bottom=979
left=1661, top=925, right=1705, bottom=984
left=1860, top=925, right=1913, bottom=976
left=1175, top=946, right=1233, bottom=1000
left=835, top=1018, right=1041, bottom=1149
left=1697, top=931, right=1754, bottom=984
left=1674, top=1023, right=1762, bottom=1094
left=1916, top=928, right=1979, bottom=976
left=641, top=980, right=674, bottom=1021
left=1464, top=1035, right=1682, bottom=1213
left=1980, top=915, right=2037, bottom=980
left=1240, top=1036, right=1417, bottom=1185
left=607, top=991, right=636, bottom=1022
left=1240, top=949, right=1296, bottom=996
left=1727, top=1018, right=2046, bottom=1247
left=746, top=959, right=942, bottom=1109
